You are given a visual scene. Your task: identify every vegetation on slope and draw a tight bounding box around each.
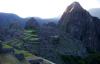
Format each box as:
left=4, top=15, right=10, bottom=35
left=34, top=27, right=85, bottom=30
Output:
left=60, top=52, right=100, bottom=64
left=4, top=27, right=40, bottom=55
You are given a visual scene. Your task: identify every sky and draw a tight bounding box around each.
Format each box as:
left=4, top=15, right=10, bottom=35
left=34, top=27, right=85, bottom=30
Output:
left=0, top=0, right=100, bottom=18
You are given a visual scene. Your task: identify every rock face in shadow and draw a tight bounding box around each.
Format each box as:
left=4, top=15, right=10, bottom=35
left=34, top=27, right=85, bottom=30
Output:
left=59, top=2, right=100, bottom=51
left=38, top=22, right=64, bottom=64
left=25, top=17, right=39, bottom=29
left=0, top=13, right=25, bottom=41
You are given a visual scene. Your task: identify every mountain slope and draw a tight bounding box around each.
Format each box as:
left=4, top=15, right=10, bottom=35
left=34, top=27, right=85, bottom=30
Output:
left=0, top=13, right=26, bottom=41
left=0, top=13, right=25, bottom=28
left=59, top=2, right=100, bottom=52
left=58, top=1, right=87, bottom=55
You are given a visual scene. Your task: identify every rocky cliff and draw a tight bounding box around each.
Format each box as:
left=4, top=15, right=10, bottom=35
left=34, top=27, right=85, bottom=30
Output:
left=59, top=2, right=100, bottom=52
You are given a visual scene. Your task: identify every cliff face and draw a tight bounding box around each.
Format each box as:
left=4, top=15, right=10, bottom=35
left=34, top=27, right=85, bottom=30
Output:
left=59, top=2, right=100, bottom=51
left=38, top=22, right=64, bottom=64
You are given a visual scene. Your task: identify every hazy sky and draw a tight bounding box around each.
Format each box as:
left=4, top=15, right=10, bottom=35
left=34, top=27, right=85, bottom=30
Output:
left=0, top=0, right=100, bottom=18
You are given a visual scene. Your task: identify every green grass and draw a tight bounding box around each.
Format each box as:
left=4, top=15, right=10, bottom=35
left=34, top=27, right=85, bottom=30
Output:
left=3, top=44, right=33, bottom=58
left=3, top=44, right=13, bottom=48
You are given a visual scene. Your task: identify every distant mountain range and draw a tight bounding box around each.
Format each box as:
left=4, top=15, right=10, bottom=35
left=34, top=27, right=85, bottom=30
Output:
left=0, top=12, right=58, bottom=28
left=33, top=17, right=59, bottom=26
left=0, top=13, right=25, bottom=28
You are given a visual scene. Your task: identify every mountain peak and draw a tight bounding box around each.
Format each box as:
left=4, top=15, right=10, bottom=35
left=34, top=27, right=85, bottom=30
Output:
left=66, top=2, right=83, bottom=12
left=71, top=2, right=81, bottom=6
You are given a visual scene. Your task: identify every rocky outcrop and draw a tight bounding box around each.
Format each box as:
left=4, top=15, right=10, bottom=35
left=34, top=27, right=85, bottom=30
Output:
left=25, top=17, right=39, bottom=29
left=59, top=2, right=100, bottom=52
left=38, top=22, right=64, bottom=64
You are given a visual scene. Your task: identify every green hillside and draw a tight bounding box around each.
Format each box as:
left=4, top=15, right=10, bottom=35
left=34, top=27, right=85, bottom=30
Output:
left=0, top=26, right=54, bottom=64
left=4, top=27, right=40, bottom=55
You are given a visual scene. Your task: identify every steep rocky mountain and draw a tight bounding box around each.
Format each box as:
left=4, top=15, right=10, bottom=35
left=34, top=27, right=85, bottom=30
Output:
left=59, top=2, right=100, bottom=52
left=89, top=8, right=100, bottom=18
